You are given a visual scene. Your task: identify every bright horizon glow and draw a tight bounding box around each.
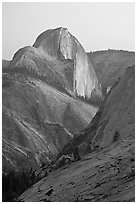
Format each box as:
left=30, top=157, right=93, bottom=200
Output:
left=2, top=2, right=135, bottom=60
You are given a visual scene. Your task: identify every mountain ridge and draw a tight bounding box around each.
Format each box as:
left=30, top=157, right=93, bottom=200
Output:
left=87, top=49, right=135, bottom=95
left=8, top=27, right=102, bottom=102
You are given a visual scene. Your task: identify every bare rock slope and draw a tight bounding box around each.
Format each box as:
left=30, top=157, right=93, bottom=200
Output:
left=78, top=65, right=135, bottom=152
left=18, top=139, right=134, bottom=202
left=3, top=73, right=97, bottom=172
left=60, top=65, right=135, bottom=155
left=18, top=66, right=135, bottom=202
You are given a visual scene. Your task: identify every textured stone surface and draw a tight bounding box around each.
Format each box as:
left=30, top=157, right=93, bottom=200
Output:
left=17, top=65, right=135, bottom=202
left=2, top=72, right=97, bottom=172
left=88, top=65, right=135, bottom=149
left=18, top=139, right=135, bottom=202
left=66, top=65, right=135, bottom=154
left=2, top=59, right=10, bottom=69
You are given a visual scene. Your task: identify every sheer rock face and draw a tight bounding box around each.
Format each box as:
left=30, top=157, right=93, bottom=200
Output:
left=9, top=27, right=103, bottom=103
left=33, top=27, right=102, bottom=99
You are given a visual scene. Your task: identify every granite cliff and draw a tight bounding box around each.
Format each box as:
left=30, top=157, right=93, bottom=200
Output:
left=9, top=27, right=102, bottom=102
left=2, top=28, right=100, bottom=173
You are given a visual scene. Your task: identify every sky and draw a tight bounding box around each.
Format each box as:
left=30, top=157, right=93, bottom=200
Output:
left=2, top=2, right=135, bottom=60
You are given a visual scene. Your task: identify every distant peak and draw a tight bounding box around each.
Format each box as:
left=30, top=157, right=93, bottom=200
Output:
left=56, top=27, right=68, bottom=31
left=33, top=27, right=69, bottom=46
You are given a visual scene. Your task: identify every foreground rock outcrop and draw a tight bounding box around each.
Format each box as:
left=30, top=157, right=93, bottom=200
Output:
left=18, top=139, right=134, bottom=202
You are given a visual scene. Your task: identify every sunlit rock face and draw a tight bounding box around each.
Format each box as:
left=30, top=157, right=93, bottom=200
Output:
left=33, top=27, right=102, bottom=100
